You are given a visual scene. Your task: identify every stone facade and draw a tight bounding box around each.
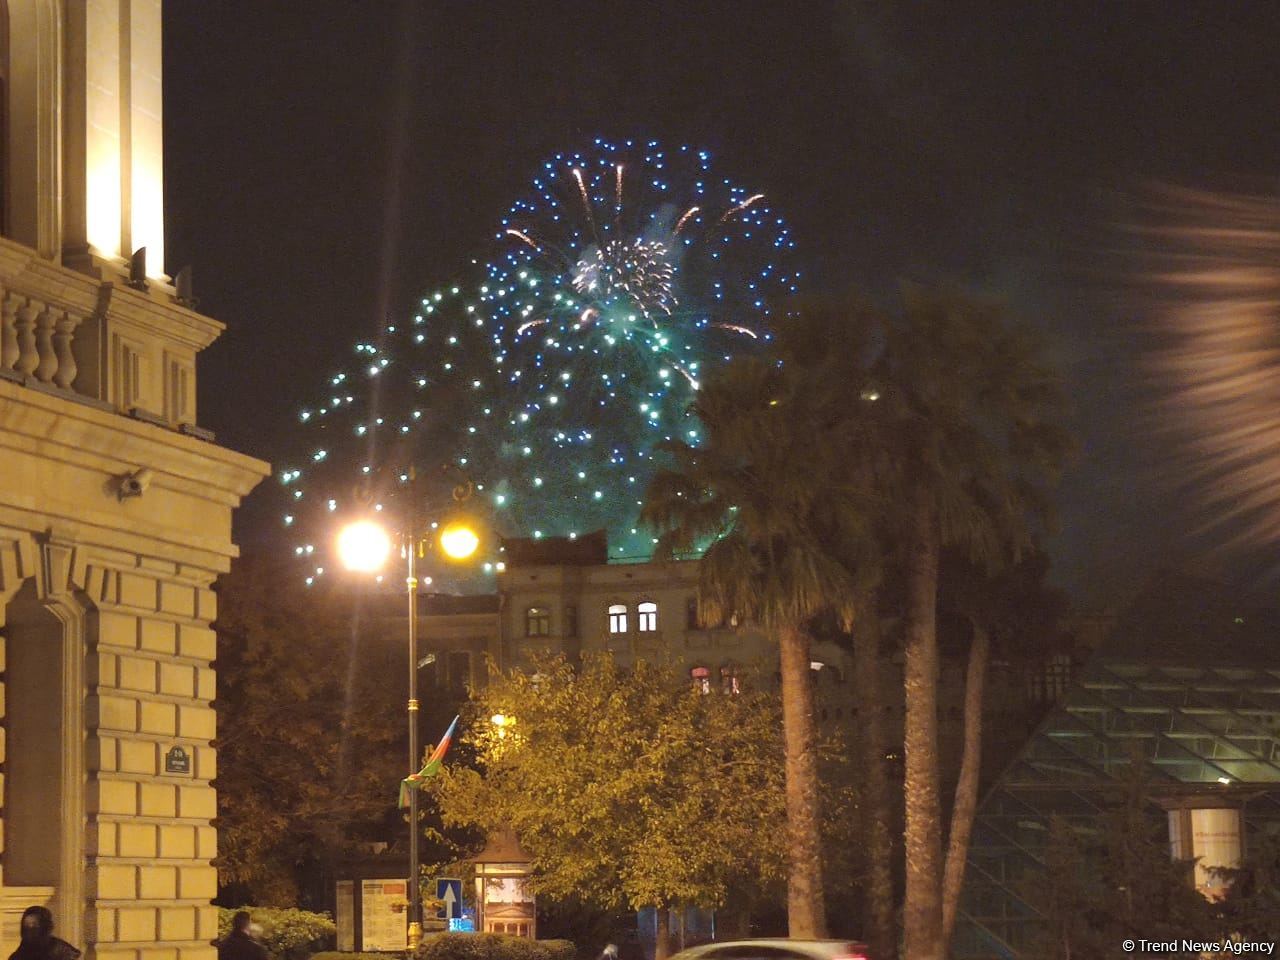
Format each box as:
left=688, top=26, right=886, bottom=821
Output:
left=0, top=4, right=268, bottom=960
left=409, top=535, right=1081, bottom=783
left=414, top=534, right=859, bottom=726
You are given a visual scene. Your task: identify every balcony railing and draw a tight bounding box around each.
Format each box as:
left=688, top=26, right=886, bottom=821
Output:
left=0, top=291, right=83, bottom=390
left=0, top=239, right=221, bottom=435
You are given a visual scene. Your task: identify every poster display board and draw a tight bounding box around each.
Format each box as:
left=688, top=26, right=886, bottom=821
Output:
left=360, top=879, right=408, bottom=951
left=335, top=881, right=355, bottom=951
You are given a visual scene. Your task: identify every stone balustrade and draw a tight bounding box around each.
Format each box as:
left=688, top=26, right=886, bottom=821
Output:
left=0, top=289, right=84, bottom=391
left=0, top=236, right=224, bottom=433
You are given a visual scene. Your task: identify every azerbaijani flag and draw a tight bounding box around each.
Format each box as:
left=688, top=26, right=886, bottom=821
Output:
left=398, top=715, right=460, bottom=808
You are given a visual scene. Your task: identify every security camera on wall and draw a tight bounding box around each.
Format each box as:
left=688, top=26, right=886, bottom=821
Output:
left=117, top=467, right=154, bottom=500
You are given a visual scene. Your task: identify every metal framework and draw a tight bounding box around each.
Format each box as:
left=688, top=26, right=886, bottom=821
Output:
left=954, top=590, right=1280, bottom=959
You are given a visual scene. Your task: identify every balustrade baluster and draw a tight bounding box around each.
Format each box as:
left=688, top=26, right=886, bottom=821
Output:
left=53, top=311, right=81, bottom=390
left=0, top=292, right=18, bottom=372
left=35, top=307, right=58, bottom=383
left=15, top=301, right=39, bottom=376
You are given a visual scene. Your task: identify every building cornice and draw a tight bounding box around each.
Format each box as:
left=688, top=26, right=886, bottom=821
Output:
left=0, top=235, right=225, bottom=351
left=0, top=379, right=269, bottom=569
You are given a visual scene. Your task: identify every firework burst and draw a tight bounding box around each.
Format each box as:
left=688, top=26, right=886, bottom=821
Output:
left=281, top=139, right=798, bottom=579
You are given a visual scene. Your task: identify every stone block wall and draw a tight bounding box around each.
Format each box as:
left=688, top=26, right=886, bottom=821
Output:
left=82, top=563, right=221, bottom=960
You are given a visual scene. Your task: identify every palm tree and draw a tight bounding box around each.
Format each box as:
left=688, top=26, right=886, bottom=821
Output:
left=642, top=317, right=878, bottom=938
left=937, top=548, right=1067, bottom=949
left=874, top=288, right=1070, bottom=960
left=849, top=597, right=897, bottom=960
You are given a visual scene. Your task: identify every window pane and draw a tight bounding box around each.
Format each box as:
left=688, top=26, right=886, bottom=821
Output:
left=525, top=606, right=551, bottom=637
left=609, top=603, right=627, bottom=634
left=638, top=601, right=658, bottom=632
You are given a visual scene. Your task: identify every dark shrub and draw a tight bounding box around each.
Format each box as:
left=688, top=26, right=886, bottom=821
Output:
left=216, top=907, right=337, bottom=960
left=418, top=933, right=576, bottom=960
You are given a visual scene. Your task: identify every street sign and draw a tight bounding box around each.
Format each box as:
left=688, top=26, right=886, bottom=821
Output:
left=164, top=746, right=191, bottom=775
left=436, top=878, right=463, bottom=919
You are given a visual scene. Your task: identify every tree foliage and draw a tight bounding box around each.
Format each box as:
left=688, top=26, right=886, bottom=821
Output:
left=1213, top=829, right=1280, bottom=949
left=431, top=653, right=853, bottom=921
left=216, top=907, right=337, bottom=960
left=214, top=554, right=402, bottom=905
left=1030, top=765, right=1215, bottom=960
left=417, top=933, right=576, bottom=960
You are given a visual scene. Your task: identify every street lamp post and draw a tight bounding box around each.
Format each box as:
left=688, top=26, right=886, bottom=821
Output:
left=404, top=520, right=424, bottom=948
left=336, top=468, right=478, bottom=952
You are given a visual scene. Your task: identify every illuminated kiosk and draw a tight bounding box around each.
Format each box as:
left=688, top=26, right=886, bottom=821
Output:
left=472, top=830, right=535, bottom=938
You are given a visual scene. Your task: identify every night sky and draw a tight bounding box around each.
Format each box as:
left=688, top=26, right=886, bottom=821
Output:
left=162, top=2, right=1280, bottom=604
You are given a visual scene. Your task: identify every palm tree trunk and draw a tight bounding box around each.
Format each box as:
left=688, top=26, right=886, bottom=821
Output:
left=655, top=907, right=671, bottom=960
left=778, top=619, right=828, bottom=938
left=941, top=621, right=989, bottom=951
left=853, top=611, right=897, bottom=960
left=902, top=497, right=943, bottom=960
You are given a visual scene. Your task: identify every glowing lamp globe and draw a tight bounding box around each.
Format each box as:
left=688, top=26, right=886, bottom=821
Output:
left=337, top=520, right=392, bottom=574
left=440, top=523, right=480, bottom=560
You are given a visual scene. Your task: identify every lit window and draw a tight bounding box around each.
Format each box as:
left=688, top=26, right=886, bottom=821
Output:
left=721, top=665, right=740, bottom=695
left=637, top=600, right=658, bottom=632
left=1028, top=652, right=1073, bottom=704
left=1046, top=653, right=1072, bottom=699
left=691, top=666, right=711, bottom=695
left=608, top=603, right=628, bottom=634
left=525, top=606, right=551, bottom=637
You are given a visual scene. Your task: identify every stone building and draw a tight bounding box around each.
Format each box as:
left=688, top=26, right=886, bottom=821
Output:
left=0, top=4, right=267, bottom=959
left=408, top=531, right=1067, bottom=771
left=414, top=531, right=859, bottom=722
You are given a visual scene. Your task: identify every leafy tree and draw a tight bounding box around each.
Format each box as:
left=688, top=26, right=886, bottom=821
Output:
left=1030, top=771, right=1215, bottom=960
left=430, top=653, right=851, bottom=958
left=214, top=553, right=402, bottom=904
left=215, top=907, right=337, bottom=960
left=1213, top=829, right=1280, bottom=947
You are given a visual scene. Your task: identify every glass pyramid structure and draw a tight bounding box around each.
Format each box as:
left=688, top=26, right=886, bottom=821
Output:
left=954, top=574, right=1280, bottom=959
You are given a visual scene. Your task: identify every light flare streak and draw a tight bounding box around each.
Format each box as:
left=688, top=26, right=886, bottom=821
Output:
left=714, top=322, right=760, bottom=339
left=572, top=167, right=599, bottom=244
left=717, top=193, right=765, bottom=226
left=674, top=205, right=701, bottom=236
left=1137, top=183, right=1280, bottom=558
left=506, top=228, right=540, bottom=252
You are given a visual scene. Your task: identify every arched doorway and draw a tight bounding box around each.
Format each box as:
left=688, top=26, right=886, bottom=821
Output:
left=1, top=571, right=85, bottom=951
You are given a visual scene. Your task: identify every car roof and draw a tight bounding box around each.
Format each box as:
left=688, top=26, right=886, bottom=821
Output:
left=672, top=939, right=869, bottom=958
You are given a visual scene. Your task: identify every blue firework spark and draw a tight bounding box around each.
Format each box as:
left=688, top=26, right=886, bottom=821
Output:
left=283, top=139, right=798, bottom=581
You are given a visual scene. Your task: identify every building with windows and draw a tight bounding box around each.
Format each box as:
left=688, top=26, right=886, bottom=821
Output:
left=414, top=531, right=859, bottom=722
left=954, top=574, right=1280, bottom=959
left=0, top=4, right=267, bottom=958
left=409, top=531, right=1080, bottom=775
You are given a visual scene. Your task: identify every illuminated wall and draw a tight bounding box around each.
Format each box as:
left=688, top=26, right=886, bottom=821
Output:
left=5, top=0, right=167, bottom=277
